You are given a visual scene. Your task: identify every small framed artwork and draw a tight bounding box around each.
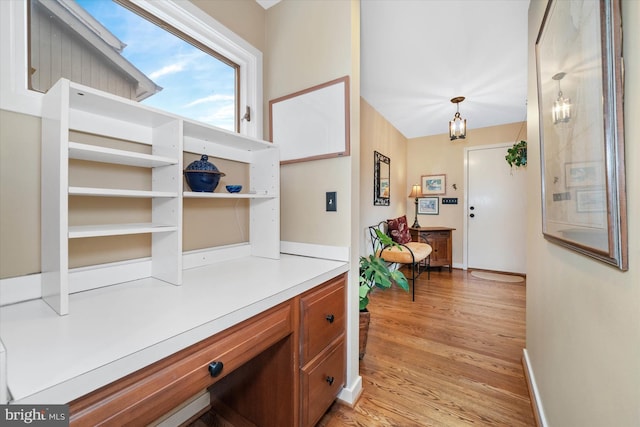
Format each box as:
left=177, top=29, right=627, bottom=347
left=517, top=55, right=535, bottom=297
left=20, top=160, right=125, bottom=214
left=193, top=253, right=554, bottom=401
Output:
left=421, top=174, right=446, bottom=195
left=564, top=162, right=603, bottom=188
left=576, top=190, right=606, bottom=213
left=418, top=197, right=439, bottom=215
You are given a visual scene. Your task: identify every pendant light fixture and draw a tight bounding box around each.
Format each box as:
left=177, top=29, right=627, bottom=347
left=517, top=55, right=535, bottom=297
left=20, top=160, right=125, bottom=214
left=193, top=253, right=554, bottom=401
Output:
left=449, top=96, right=466, bottom=140
left=552, top=72, right=571, bottom=124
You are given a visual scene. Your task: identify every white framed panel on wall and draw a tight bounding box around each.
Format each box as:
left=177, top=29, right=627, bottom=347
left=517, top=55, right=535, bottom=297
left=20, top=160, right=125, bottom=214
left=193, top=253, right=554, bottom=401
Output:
left=269, top=76, right=350, bottom=164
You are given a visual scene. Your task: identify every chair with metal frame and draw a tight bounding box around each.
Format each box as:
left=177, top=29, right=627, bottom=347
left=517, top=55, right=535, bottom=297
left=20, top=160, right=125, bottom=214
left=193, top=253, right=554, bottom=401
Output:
left=368, top=221, right=431, bottom=301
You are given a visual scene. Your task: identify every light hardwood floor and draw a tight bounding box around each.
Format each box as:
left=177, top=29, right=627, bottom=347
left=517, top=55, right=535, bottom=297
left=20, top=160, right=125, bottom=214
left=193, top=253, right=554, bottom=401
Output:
left=317, top=268, right=535, bottom=426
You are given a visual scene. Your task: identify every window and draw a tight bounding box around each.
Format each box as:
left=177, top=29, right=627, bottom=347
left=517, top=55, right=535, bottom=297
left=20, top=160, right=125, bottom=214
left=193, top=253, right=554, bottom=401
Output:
left=1, top=0, right=262, bottom=137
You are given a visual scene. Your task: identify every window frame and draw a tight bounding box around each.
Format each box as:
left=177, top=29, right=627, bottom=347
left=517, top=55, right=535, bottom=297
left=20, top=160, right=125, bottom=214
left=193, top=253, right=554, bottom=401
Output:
left=0, top=0, right=262, bottom=138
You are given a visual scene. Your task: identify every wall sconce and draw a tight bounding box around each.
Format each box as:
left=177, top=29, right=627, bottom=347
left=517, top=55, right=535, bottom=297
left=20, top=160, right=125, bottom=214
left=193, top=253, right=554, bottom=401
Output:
left=449, top=96, right=467, bottom=140
left=408, top=184, right=422, bottom=228
left=552, top=72, right=571, bottom=124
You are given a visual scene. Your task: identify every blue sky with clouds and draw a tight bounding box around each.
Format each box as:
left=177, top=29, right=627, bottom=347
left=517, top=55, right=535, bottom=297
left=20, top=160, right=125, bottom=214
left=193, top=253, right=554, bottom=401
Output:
left=76, top=0, right=236, bottom=131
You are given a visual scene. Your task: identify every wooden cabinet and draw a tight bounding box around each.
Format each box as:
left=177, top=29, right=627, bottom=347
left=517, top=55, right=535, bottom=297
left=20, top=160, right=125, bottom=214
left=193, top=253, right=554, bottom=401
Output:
left=67, top=274, right=347, bottom=427
left=410, top=227, right=455, bottom=272
left=299, top=275, right=346, bottom=427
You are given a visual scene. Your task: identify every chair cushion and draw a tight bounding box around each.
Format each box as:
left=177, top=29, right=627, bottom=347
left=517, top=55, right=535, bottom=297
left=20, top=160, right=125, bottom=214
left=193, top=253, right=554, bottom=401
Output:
left=387, top=215, right=412, bottom=244
left=379, top=242, right=432, bottom=264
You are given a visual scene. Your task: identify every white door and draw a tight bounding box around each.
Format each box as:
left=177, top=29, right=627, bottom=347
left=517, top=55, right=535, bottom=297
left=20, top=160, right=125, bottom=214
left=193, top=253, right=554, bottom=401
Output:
left=465, top=144, right=526, bottom=274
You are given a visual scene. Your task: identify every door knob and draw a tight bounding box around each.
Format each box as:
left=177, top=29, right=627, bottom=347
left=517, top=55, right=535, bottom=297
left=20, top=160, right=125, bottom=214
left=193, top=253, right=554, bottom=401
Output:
left=470, top=206, right=475, bottom=210
left=325, top=314, right=335, bottom=323
left=470, top=213, right=475, bottom=218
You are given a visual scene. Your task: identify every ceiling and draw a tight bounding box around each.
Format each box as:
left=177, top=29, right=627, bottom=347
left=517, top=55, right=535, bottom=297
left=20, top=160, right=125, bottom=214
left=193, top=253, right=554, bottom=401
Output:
left=258, top=0, right=530, bottom=139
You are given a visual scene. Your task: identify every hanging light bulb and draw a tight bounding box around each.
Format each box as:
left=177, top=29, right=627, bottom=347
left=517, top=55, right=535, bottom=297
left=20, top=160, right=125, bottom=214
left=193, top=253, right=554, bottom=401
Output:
left=552, top=72, right=571, bottom=124
left=449, top=96, right=466, bottom=140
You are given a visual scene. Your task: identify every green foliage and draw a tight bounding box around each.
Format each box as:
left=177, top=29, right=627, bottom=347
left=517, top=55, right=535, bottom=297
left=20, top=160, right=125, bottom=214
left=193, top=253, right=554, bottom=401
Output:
left=505, top=140, right=527, bottom=168
left=359, top=229, right=410, bottom=311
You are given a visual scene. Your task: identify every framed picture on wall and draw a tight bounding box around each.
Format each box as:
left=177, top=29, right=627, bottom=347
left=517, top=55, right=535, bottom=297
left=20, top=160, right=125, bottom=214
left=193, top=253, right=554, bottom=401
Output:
left=421, top=174, right=446, bottom=195
left=374, top=151, right=390, bottom=206
left=564, top=162, right=603, bottom=188
left=418, top=197, right=439, bottom=215
left=536, top=0, right=627, bottom=270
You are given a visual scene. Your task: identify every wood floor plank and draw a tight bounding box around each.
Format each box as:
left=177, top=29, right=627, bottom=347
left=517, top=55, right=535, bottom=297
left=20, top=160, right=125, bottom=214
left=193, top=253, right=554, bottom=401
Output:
left=317, top=268, right=535, bottom=426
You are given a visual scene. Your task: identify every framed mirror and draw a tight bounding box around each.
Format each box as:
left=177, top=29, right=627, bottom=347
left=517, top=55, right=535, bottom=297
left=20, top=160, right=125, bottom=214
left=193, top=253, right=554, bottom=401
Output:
left=536, top=0, right=627, bottom=270
left=374, top=151, right=390, bottom=206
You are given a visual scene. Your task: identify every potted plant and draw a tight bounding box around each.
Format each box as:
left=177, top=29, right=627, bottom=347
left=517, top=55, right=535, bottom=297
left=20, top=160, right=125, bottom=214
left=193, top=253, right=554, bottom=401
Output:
left=359, top=229, right=409, bottom=359
left=505, top=140, right=527, bottom=168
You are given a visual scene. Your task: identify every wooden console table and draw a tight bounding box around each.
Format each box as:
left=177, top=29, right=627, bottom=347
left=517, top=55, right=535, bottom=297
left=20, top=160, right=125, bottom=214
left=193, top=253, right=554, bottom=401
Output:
left=410, top=227, right=455, bottom=272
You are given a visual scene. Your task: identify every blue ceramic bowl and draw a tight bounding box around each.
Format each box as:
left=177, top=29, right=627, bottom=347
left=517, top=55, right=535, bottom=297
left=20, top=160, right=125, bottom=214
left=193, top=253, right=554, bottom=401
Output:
left=225, top=185, right=242, bottom=193
left=184, top=171, right=224, bottom=192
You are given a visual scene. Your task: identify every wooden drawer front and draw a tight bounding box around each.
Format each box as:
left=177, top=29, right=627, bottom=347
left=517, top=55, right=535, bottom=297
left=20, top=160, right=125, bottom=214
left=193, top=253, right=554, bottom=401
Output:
left=69, top=302, right=293, bottom=426
left=301, top=337, right=345, bottom=427
left=422, top=231, right=449, bottom=239
left=300, top=274, right=346, bottom=364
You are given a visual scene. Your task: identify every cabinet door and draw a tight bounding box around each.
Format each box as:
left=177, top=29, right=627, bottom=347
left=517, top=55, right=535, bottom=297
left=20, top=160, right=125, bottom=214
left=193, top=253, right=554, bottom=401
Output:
left=421, top=232, right=449, bottom=266
left=431, top=235, right=448, bottom=264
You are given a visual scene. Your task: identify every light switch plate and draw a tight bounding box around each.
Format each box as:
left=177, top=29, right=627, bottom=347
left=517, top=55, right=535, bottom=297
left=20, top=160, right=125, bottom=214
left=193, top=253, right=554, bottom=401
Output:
left=326, top=192, right=337, bottom=211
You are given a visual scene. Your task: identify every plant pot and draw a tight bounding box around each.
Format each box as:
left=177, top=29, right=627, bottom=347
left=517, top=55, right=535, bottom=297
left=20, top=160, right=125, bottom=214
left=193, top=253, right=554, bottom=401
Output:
left=359, top=309, right=371, bottom=360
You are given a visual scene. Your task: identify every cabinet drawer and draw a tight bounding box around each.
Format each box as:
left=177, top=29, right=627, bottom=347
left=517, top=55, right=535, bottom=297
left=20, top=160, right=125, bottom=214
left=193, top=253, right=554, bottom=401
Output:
left=423, top=231, right=449, bottom=239
left=300, top=337, right=345, bottom=427
left=69, top=302, right=293, bottom=426
left=300, top=274, right=346, bottom=364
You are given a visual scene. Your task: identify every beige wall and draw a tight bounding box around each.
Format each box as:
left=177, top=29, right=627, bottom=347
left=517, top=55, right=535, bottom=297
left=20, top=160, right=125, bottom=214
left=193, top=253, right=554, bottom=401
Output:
left=189, top=0, right=266, bottom=53
left=0, top=110, right=41, bottom=277
left=407, top=121, right=526, bottom=267
left=359, top=98, right=407, bottom=254
left=526, top=1, right=640, bottom=426
left=265, top=0, right=355, bottom=247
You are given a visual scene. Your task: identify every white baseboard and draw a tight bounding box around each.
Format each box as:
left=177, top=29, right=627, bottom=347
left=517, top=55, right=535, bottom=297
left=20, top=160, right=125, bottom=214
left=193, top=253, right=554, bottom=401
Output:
left=0, top=274, right=41, bottom=306
left=336, top=375, right=362, bottom=407
left=522, top=348, right=548, bottom=427
left=280, top=241, right=350, bottom=262
left=0, top=245, right=265, bottom=307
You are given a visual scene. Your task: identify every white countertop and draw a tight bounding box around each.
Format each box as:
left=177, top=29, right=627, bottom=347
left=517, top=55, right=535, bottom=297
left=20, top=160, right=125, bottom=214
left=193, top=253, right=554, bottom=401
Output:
left=0, top=254, right=348, bottom=404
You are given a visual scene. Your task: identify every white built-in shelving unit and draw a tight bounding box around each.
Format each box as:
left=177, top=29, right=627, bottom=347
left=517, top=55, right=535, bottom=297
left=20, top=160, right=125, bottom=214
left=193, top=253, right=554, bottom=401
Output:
left=41, top=79, right=279, bottom=315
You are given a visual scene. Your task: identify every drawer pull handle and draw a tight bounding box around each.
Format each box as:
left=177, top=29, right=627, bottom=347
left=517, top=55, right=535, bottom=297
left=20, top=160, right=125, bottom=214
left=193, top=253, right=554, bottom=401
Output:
left=325, top=314, right=335, bottom=324
left=208, top=361, right=224, bottom=377
left=326, top=376, right=335, bottom=386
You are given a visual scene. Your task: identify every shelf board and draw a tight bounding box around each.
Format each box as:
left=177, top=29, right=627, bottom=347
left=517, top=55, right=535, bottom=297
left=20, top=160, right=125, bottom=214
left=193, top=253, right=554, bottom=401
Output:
left=69, top=187, right=177, bottom=198
left=69, top=142, right=178, bottom=168
left=183, top=120, right=275, bottom=153
left=68, top=81, right=176, bottom=129
left=183, top=192, right=275, bottom=199
left=68, top=223, right=178, bottom=239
